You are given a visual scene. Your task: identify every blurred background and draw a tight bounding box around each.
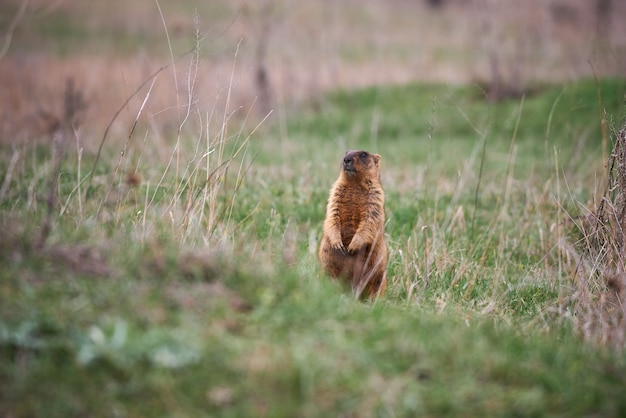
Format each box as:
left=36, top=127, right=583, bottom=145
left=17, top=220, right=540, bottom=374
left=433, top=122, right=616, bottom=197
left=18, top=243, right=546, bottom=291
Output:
left=1, top=0, right=624, bottom=146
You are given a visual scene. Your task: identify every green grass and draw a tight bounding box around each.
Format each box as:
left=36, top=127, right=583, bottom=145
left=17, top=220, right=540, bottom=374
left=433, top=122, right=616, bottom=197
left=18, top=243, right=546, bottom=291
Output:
left=1, top=77, right=626, bottom=416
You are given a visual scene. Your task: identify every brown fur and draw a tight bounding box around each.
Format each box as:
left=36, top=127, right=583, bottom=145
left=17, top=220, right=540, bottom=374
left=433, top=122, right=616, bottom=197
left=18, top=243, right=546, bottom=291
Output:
left=318, top=150, right=388, bottom=299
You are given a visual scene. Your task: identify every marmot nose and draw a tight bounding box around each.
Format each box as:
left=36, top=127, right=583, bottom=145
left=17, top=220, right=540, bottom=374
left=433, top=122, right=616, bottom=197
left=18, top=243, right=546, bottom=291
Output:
left=344, top=156, right=353, bottom=165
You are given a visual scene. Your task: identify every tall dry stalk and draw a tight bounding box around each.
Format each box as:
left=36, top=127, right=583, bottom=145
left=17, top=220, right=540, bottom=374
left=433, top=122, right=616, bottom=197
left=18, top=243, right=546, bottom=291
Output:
left=36, top=79, right=86, bottom=248
left=566, top=123, right=626, bottom=350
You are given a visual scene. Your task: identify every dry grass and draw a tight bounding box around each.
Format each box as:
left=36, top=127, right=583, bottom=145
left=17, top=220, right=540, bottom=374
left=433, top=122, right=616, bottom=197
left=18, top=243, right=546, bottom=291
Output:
left=0, top=14, right=269, bottom=293
left=1, top=0, right=625, bottom=145
left=564, top=123, right=626, bottom=350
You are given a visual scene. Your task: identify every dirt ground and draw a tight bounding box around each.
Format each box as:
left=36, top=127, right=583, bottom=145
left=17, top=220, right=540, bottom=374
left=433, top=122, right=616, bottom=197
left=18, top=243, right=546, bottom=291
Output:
left=1, top=0, right=624, bottom=147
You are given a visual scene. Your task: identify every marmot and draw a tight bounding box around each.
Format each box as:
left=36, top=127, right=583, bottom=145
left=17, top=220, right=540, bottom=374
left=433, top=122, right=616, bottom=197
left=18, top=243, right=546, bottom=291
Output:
left=318, top=150, right=388, bottom=299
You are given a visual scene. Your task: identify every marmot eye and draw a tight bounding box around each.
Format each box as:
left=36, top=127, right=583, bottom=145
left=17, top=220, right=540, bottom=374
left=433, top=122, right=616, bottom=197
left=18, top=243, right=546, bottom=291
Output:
left=360, top=152, right=368, bottom=158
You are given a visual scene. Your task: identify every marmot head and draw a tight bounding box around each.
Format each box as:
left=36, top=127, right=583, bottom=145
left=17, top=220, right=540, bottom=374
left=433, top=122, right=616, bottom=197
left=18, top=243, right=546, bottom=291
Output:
left=342, top=150, right=381, bottom=180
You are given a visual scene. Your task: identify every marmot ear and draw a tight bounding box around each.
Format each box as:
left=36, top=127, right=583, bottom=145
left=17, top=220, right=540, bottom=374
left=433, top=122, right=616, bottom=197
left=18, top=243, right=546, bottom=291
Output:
left=373, top=154, right=381, bottom=165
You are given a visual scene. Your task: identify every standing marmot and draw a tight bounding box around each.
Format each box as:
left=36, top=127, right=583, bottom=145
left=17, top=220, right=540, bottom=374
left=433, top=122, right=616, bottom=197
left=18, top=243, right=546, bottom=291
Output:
left=318, top=150, right=388, bottom=299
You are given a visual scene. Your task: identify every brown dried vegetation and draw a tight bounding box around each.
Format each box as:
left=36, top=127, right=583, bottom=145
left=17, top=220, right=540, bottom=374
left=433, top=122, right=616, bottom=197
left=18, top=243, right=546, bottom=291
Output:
left=1, top=0, right=625, bottom=144
left=566, top=124, right=626, bottom=350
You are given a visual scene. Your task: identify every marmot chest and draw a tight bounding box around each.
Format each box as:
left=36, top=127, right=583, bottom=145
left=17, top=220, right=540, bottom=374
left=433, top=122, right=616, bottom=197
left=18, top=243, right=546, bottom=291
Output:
left=335, top=185, right=373, bottom=243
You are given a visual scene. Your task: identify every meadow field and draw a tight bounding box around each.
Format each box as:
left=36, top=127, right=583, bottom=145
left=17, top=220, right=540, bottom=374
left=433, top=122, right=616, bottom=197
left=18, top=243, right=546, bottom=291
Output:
left=1, top=0, right=626, bottom=416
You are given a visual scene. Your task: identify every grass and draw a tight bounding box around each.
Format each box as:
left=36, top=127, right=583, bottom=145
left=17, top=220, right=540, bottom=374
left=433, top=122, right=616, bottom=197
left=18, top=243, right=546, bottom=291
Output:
left=0, top=1, right=233, bottom=57
left=1, top=2, right=626, bottom=414
left=1, top=68, right=625, bottom=416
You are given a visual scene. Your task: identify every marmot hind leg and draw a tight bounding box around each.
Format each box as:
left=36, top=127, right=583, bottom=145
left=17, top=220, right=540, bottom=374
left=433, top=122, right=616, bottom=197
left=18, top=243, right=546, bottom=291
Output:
left=351, top=245, right=386, bottom=299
